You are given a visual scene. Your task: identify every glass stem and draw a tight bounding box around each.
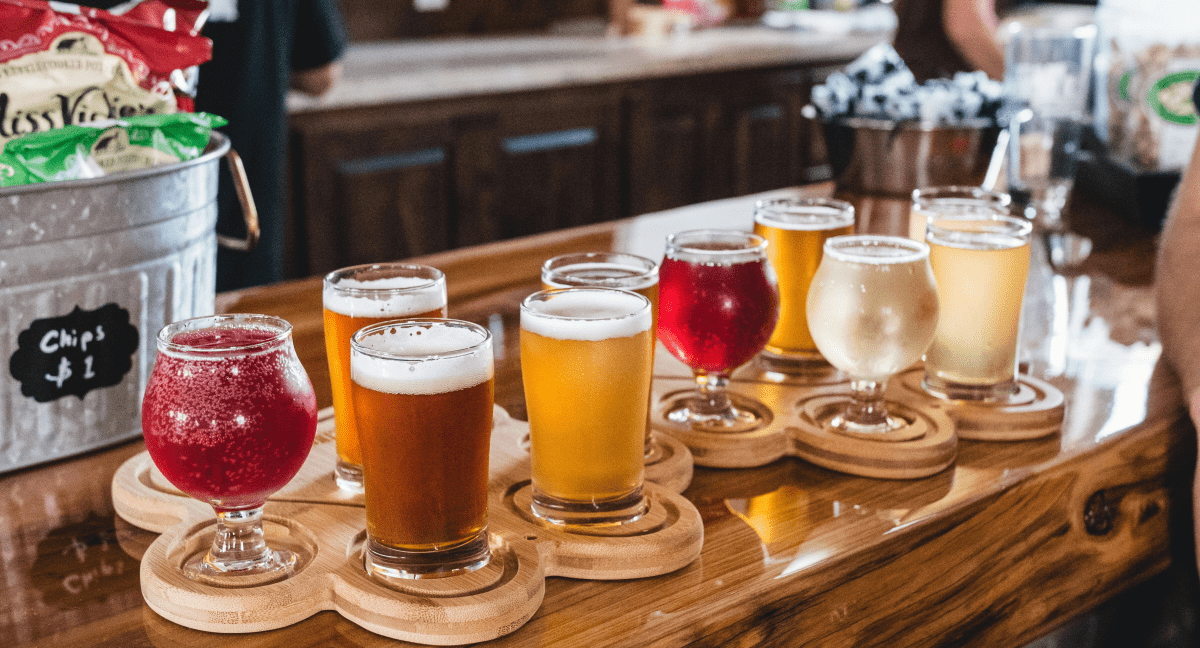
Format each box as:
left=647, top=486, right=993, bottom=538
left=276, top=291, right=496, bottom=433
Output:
left=693, top=373, right=733, bottom=416
left=209, top=505, right=272, bottom=570
left=846, top=378, right=889, bottom=427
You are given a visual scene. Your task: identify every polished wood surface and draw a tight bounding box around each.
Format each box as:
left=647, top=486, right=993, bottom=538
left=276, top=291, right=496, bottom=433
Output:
left=1, top=184, right=1188, bottom=648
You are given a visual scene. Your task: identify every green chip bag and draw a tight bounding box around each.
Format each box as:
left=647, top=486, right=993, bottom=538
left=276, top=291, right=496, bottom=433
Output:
left=0, top=112, right=227, bottom=188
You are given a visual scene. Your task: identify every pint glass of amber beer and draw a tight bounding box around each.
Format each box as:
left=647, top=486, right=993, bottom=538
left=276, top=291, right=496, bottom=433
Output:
left=350, top=319, right=493, bottom=579
left=324, top=264, right=447, bottom=492
left=542, top=252, right=661, bottom=459
left=753, top=198, right=854, bottom=368
left=923, top=213, right=1032, bottom=401
left=521, top=288, right=653, bottom=526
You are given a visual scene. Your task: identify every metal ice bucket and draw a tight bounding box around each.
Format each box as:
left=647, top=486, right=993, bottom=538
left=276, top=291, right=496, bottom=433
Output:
left=824, top=117, right=1003, bottom=197
left=0, top=133, right=257, bottom=473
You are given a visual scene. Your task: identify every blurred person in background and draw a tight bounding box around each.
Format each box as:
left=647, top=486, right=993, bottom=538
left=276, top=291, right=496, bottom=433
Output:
left=1155, top=80, right=1200, bottom=571
left=891, top=0, right=1010, bottom=81
left=196, top=0, right=347, bottom=291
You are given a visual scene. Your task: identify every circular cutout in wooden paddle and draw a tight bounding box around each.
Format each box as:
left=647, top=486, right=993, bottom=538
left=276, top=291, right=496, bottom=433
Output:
left=895, top=368, right=1064, bottom=441
left=645, top=431, right=694, bottom=493
left=651, top=386, right=791, bottom=468
left=788, top=386, right=957, bottom=480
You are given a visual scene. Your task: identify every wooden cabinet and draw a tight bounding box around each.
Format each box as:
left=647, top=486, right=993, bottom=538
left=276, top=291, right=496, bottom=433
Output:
left=287, top=64, right=841, bottom=278
left=289, top=89, right=622, bottom=278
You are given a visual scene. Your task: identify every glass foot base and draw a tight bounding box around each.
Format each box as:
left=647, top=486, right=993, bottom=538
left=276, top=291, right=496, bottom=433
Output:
left=182, top=547, right=297, bottom=586
left=530, top=486, right=648, bottom=527
left=365, top=532, right=491, bottom=580
left=335, top=460, right=364, bottom=493
left=921, top=376, right=1019, bottom=403
left=663, top=391, right=772, bottom=434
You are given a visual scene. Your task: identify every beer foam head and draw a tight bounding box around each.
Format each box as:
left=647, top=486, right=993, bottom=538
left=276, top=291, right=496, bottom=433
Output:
left=543, top=262, right=658, bottom=291
left=351, top=323, right=493, bottom=395
left=324, top=275, right=445, bottom=318
left=754, top=199, right=854, bottom=231
left=521, top=289, right=651, bottom=341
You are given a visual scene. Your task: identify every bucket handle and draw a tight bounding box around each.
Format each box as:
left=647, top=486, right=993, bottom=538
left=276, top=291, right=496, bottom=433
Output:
left=215, top=148, right=260, bottom=252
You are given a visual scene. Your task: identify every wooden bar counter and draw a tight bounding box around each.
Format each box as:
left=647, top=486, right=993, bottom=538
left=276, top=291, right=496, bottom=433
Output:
left=0, top=184, right=1189, bottom=647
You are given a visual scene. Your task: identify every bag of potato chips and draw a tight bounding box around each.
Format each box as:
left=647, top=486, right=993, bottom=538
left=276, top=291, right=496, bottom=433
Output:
left=0, top=111, right=226, bottom=187
left=0, top=0, right=212, bottom=147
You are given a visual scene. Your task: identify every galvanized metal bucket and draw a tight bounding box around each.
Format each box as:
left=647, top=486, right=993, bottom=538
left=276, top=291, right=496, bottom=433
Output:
left=0, top=133, right=258, bottom=473
left=824, top=117, right=1003, bottom=196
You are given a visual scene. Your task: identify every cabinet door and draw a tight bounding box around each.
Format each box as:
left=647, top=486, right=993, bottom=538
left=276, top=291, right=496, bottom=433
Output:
left=729, top=68, right=811, bottom=196
left=292, top=113, right=455, bottom=278
left=626, top=82, right=723, bottom=215
left=488, top=90, right=622, bottom=240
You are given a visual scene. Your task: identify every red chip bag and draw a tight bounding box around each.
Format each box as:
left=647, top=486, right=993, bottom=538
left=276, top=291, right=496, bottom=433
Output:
left=0, top=0, right=213, bottom=145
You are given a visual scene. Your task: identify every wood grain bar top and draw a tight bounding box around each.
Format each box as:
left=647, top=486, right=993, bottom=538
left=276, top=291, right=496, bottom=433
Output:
left=0, top=184, right=1187, bottom=648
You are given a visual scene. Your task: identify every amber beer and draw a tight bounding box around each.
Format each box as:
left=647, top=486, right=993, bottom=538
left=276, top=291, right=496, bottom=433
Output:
left=752, top=198, right=854, bottom=366
left=351, top=319, right=494, bottom=579
left=541, top=252, right=661, bottom=459
left=323, top=264, right=446, bottom=492
left=521, top=288, right=653, bottom=525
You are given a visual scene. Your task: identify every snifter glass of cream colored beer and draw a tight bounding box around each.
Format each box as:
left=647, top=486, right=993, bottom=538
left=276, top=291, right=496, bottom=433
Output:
left=351, top=319, right=494, bottom=579
left=923, top=213, right=1033, bottom=401
left=521, top=288, right=653, bottom=526
left=323, top=264, right=447, bottom=492
left=752, top=198, right=854, bottom=369
left=806, top=236, right=939, bottom=434
left=909, top=186, right=1010, bottom=242
left=541, top=252, right=661, bottom=460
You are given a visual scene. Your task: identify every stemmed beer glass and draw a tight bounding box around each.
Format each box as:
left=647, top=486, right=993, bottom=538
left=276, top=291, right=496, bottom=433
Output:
left=142, top=314, right=318, bottom=582
left=805, top=236, right=938, bottom=435
left=658, top=230, right=779, bottom=432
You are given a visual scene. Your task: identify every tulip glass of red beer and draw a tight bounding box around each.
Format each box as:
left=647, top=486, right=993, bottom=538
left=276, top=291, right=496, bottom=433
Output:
left=142, top=314, right=318, bottom=582
left=351, top=319, right=494, bottom=579
left=323, top=263, right=447, bottom=493
left=657, top=230, right=779, bottom=433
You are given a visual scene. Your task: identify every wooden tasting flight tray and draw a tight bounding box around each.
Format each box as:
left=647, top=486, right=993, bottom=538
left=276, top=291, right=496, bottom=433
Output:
left=650, top=349, right=1065, bottom=479
left=112, top=406, right=704, bottom=645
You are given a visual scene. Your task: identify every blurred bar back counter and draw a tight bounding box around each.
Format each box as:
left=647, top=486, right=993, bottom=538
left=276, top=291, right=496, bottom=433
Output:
left=1, top=176, right=1189, bottom=647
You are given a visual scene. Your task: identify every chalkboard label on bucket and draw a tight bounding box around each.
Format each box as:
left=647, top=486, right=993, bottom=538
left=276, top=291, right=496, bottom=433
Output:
left=9, top=304, right=139, bottom=402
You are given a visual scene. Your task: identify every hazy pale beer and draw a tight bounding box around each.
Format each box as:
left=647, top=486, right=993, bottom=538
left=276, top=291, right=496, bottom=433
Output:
left=521, top=288, right=653, bottom=525
left=323, top=264, right=447, bottom=491
left=753, top=198, right=854, bottom=367
left=541, top=252, right=660, bottom=459
left=923, top=214, right=1032, bottom=401
left=909, top=186, right=1011, bottom=242
left=351, top=319, right=494, bottom=579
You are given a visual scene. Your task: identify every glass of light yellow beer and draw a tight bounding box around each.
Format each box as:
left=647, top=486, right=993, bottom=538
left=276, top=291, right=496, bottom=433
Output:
left=752, top=198, right=855, bottom=370
left=541, top=252, right=662, bottom=460
left=351, top=319, right=494, bottom=579
left=922, top=213, right=1033, bottom=401
left=323, top=264, right=447, bottom=492
left=909, top=186, right=1011, bottom=242
left=806, top=236, right=939, bottom=434
left=521, top=288, right=653, bottom=526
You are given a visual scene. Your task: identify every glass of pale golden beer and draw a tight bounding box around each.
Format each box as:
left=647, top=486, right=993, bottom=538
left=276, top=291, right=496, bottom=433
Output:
left=752, top=198, right=855, bottom=370
left=324, top=264, right=447, bottom=492
left=923, top=213, right=1033, bottom=401
left=521, top=288, right=653, bottom=526
left=541, top=252, right=662, bottom=460
left=909, top=186, right=1010, bottom=242
left=806, top=236, right=939, bottom=434
left=351, top=319, right=494, bottom=579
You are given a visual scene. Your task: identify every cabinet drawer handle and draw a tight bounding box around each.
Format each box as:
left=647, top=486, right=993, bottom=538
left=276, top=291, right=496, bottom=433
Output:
left=502, top=128, right=598, bottom=155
